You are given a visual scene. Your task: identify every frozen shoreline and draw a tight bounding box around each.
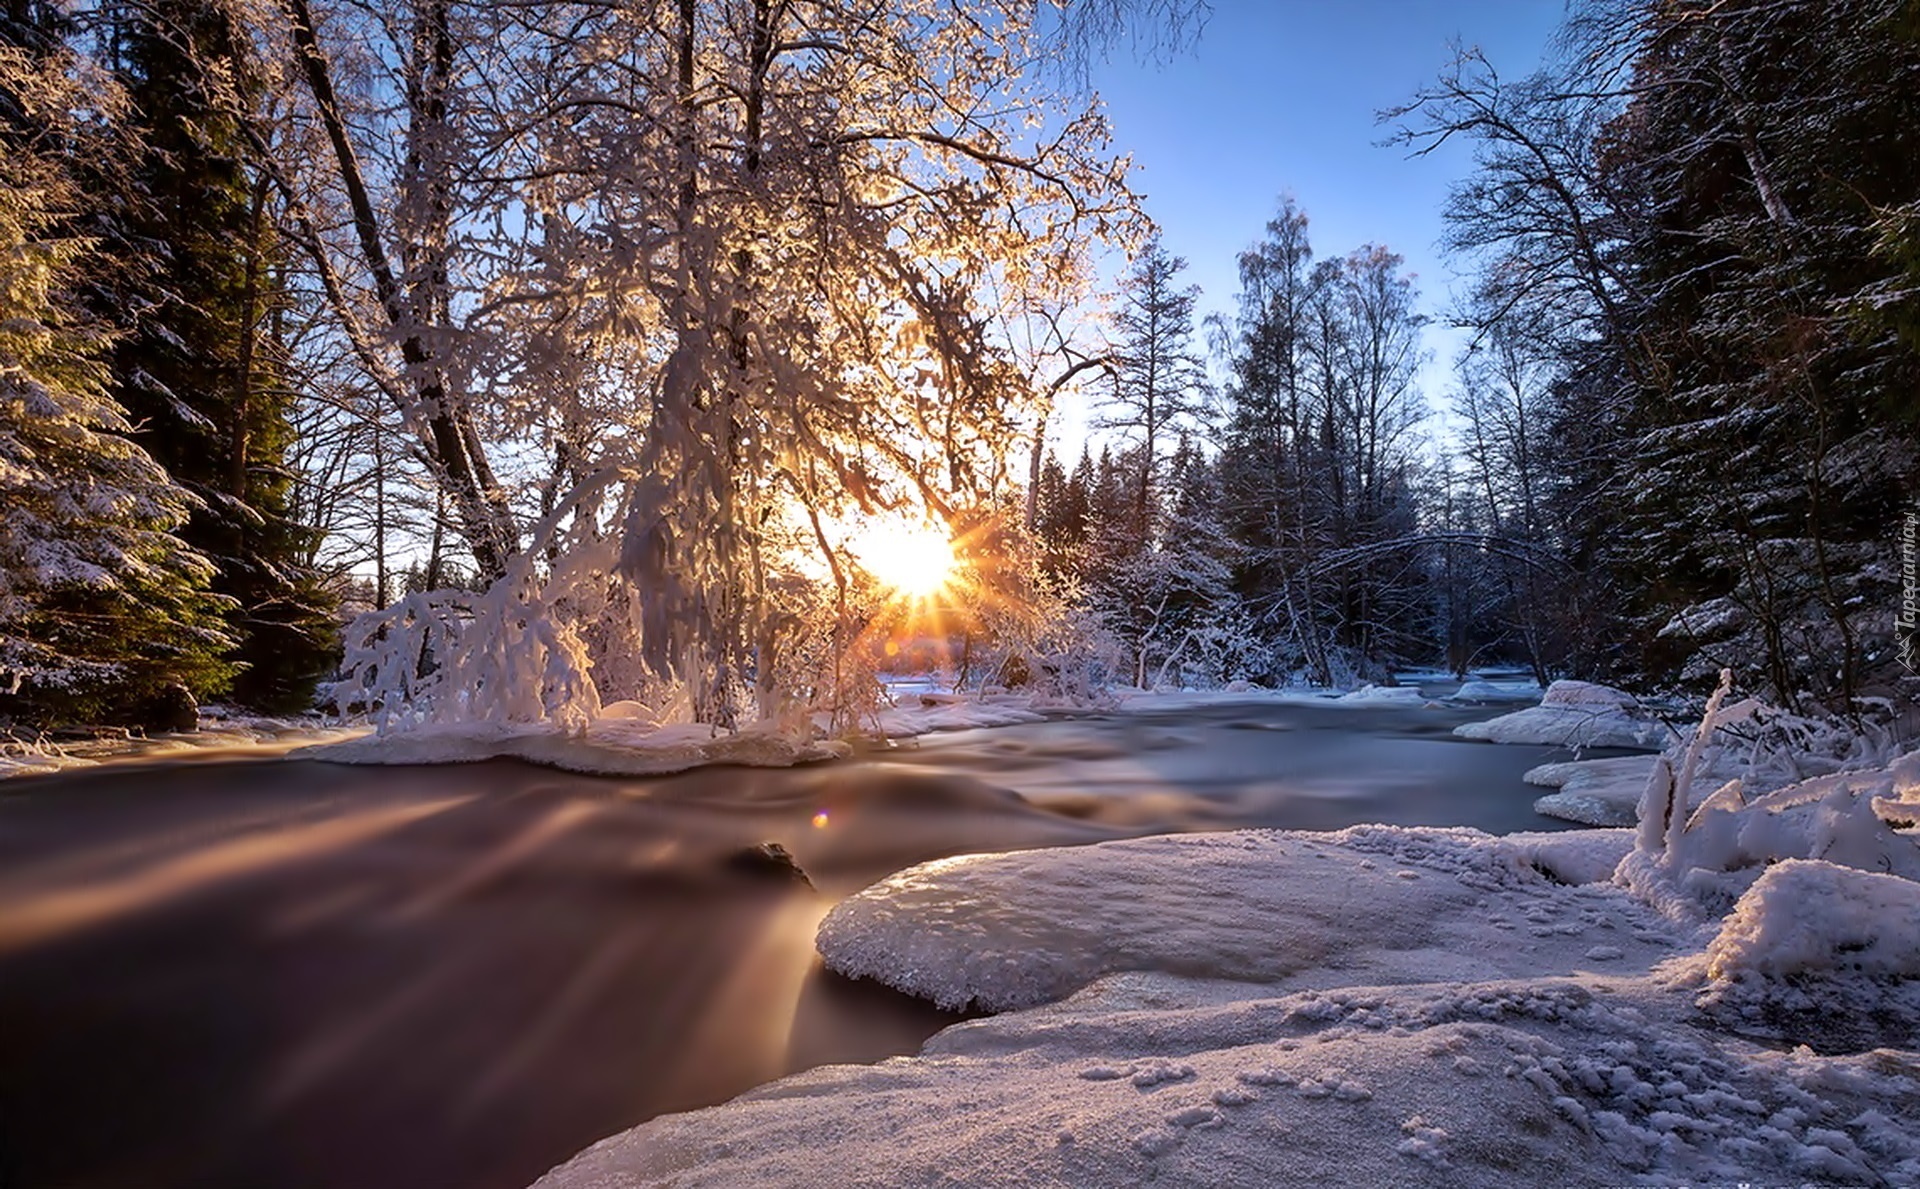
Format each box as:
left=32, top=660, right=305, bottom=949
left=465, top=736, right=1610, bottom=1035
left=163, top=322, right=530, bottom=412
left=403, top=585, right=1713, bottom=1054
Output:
left=534, top=817, right=1920, bottom=1188
left=533, top=723, right=1920, bottom=1188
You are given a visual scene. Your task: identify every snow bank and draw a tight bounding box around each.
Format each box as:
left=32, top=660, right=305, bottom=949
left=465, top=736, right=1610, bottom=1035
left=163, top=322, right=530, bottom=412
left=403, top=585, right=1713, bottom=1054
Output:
left=1615, top=745, right=1920, bottom=922
left=1523, top=679, right=1907, bottom=831
left=293, top=719, right=846, bottom=777
left=1525, top=755, right=1662, bottom=826
left=537, top=821, right=1919, bottom=1189
left=537, top=973, right=1920, bottom=1189
left=817, top=827, right=1665, bottom=1013
left=1454, top=680, right=1670, bottom=749
left=1676, top=859, right=1920, bottom=1053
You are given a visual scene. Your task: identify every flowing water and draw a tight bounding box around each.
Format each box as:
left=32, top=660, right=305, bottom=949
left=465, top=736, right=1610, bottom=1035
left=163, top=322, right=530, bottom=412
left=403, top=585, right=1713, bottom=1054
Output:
left=0, top=699, right=1625, bottom=1189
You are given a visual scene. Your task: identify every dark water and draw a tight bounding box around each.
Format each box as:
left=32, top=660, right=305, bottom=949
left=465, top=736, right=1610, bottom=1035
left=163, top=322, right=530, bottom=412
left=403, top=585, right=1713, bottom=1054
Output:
left=0, top=700, right=1593, bottom=1189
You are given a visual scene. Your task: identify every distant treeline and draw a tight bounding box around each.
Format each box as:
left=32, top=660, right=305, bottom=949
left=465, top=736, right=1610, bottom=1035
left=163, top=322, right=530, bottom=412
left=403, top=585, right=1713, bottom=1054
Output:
left=1037, top=0, right=1920, bottom=712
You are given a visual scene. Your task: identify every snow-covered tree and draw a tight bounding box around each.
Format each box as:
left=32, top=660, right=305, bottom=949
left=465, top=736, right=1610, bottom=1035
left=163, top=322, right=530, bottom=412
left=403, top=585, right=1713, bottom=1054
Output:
left=1400, top=0, right=1920, bottom=710
left=0, top=44, right=232, bottom=726
left=95, top=0, right=339, bottom=713
left=302, top=0, right=1158, bottom=728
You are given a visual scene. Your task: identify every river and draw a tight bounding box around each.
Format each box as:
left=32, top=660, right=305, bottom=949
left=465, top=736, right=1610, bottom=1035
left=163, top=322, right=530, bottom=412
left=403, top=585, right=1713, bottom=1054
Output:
left=0, top=698, right=1619, bottom=1189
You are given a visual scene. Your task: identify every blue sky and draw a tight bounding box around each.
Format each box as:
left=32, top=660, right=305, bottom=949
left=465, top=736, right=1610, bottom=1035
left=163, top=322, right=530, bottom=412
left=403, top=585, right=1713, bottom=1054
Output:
left=1055, top=0, right=1569, bottom=450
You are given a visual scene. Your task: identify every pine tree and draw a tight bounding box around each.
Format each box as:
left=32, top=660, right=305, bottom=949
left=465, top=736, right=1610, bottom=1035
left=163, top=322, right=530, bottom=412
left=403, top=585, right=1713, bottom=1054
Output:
left=1099, top=233, right=1209, bottom=555
left=0, top=43, right=233, bottom=727
left=103, top=0, right=337, bottom=713
left=1596, top=0, right=1919, bottom=708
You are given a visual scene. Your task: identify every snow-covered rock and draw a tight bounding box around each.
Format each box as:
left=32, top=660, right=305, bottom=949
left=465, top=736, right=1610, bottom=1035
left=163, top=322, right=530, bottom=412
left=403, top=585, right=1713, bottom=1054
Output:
left=1447, top=679, right=1543, bottom=704
left=1526, top=755, right=1663, bottom=826
left=816, top=827, right=1665, bottom=1013
left=1454, top=680, right=1669, bottom=749
left=534, top=822, right=1920, bottom=1189
left=1540, top=680, right=1640, bottom=710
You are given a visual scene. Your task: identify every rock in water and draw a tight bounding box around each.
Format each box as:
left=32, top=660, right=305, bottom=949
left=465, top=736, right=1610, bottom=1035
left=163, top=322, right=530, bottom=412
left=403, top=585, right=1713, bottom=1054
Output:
left=725, top=842, right=813, bottom=888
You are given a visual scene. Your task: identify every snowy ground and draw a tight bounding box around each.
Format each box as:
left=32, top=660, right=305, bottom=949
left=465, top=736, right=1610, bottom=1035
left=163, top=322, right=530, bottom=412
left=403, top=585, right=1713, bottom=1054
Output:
left=535, top=739, right=1920, bottom=1189
left=0, top=713, right=358, bottom=778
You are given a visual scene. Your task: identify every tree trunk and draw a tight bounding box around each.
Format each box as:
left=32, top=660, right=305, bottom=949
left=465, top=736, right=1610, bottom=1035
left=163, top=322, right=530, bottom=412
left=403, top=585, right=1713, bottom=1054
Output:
left=279, top=0, right=515, bottom=579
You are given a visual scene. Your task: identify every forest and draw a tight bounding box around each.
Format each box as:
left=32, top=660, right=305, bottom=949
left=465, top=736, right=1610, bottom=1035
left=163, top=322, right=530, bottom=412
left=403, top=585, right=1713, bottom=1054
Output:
left=3, top=0, right=1916, bottom=735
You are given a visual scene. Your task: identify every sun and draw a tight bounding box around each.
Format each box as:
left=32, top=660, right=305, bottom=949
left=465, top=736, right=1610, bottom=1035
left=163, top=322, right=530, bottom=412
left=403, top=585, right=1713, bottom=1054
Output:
left=850, top=516, right=957, bottom=598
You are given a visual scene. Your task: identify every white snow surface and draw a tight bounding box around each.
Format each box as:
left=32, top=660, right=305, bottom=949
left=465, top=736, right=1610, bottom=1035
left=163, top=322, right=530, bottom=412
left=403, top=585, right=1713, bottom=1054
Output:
left=1454, top=680, right=1670, bottom=749
left=536, top=822, right=1920, bottom=1189
left=1448, top=679, right=1545, bottom=704
left=1704, top=859, right=1920, bottom=982
left=1539, top=680, right=1640, bottom=710
left=814, top=827, right=1658, bottom=1012
left=1526, top=755, right=1663, bottom=826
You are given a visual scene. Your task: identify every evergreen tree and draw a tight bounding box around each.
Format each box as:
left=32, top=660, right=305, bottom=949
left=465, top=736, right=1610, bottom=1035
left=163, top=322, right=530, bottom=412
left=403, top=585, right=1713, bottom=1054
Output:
left=1599, top=0, right=1920, bottom=708
left=1404, top=0, right=1920, bottom=707
left=0, top=43, right=233, bottom=727
left=103, top=0, right=337, bottom=712
left=1217, top=197, right=1338, bottom=682
left=1099, top=233, right=1209, bottom=553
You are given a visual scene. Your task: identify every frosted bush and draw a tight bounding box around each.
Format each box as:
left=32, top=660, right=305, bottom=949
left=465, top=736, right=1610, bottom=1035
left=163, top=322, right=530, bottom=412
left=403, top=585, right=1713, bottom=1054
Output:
left=1617, top=670, right=1920, bottom=919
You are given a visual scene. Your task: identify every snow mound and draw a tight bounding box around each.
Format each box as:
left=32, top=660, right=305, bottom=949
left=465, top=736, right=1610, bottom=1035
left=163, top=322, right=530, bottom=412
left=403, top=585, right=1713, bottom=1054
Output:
left=1683, top=859, right=1920, bottom=1052
left=1334, top=684, right=1431, bottom=706
left=817, top=828, right=1668, bottom=1012
left=1526, top=755, right=1663, bottom=826
left=1495, top=828, right=1636, bottom=886
left=1705, top=859, right=1920, bottom=982
left=293, top=719, right=847, bottom=776
left=1447, top=679, right=1543, bottom=704
left=1454, top=681, right=1669, bottom=749
left=1540, top=680, right=1639, bottom=710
